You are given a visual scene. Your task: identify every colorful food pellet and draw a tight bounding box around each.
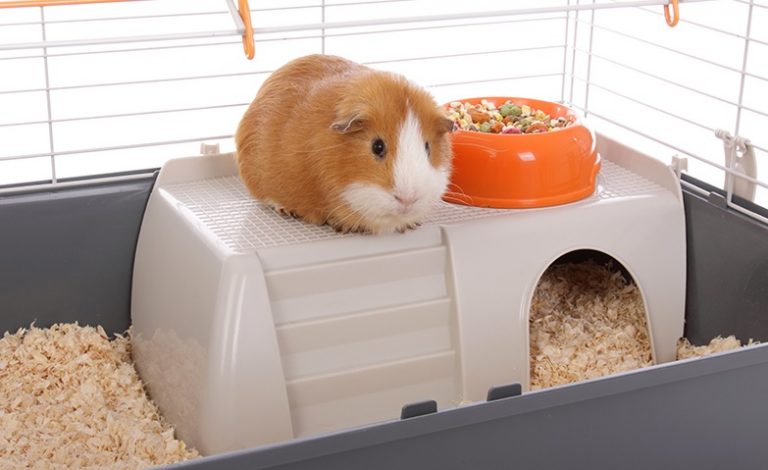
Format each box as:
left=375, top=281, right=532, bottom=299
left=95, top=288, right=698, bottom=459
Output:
left=446, top=99, right=576, bottom=134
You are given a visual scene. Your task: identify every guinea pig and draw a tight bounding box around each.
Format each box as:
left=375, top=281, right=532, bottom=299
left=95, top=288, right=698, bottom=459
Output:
left=235, top=54, right=454, bottom=234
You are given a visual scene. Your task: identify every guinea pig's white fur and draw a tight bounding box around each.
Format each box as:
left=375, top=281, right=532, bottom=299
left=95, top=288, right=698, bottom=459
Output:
left=235, top=54, right=454, bottom=234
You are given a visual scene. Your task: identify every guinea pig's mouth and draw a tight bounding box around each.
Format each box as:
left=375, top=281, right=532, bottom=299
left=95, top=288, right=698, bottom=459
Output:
left=395, top=200, right=416, bottom=216
left=340, top=183, right=440, bottom=233
left=384, top=198, right=433, bottom=226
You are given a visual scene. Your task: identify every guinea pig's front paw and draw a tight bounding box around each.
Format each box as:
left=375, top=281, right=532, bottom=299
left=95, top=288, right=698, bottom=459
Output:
left=395, top=222, right=422, bottom=234
left=277, top=207, right=299, bottom=218
left=330, top=223, right=369, bottom=235
left=264, top=200, right=299, bottom=219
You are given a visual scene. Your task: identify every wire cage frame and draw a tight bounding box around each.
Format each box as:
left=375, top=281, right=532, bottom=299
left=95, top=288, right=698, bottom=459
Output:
left=0, top=0, right=765, bottom=224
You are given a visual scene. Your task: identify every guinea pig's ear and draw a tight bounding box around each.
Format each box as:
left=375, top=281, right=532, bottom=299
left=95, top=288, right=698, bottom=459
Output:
left=331, top=113, right=365, bottom=134
left=437, top=116, right=455, bottom=134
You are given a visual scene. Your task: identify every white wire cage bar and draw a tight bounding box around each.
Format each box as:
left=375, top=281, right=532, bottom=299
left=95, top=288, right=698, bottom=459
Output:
left=565, top=0, right=767, bottom=223
left=0, top=0, right=765, bottom=229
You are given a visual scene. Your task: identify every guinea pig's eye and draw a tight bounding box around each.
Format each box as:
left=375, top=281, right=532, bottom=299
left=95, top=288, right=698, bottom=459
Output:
left=371, top=138, right=387, bottom=159
left=425, top=142, right=430, bottom=156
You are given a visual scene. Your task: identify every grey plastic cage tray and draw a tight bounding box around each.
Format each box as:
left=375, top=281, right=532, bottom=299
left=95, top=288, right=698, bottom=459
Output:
left=1, top=136, right=767, bottom=469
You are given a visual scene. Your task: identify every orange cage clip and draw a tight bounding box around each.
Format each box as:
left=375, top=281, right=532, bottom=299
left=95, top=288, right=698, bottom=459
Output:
left=664, top=0, right=679, bottom=27
left=239, top=0, right=254, bottom=60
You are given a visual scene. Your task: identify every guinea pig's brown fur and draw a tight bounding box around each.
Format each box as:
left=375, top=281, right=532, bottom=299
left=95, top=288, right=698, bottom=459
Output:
left=235, top=54, right=453, bottom=234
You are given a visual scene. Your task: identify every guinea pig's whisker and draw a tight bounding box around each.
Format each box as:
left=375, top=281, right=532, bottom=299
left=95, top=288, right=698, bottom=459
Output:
left=325, top=203, right=352, bottom=224
left=349, top=212, right=369, bottom=233
left=442, top=194, right=473, bottom=205
left=442, top=183, right=472, bottom=205
left=446, top=182, right=469, bottom=197
left=346, top=206, right=377, bottom=234
left=359, top=204, right=382, bottom=226
left=326, top=205, right=362, bottom=233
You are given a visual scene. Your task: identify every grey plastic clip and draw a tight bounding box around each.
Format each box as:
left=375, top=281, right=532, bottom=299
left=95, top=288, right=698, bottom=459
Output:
left=400, top=400, right=437, bottom=419
left=707, top=191, right=728, bottom=209
left=486, top=383, right=522, bottom=401
left=715, top=129, right=757, bottom=202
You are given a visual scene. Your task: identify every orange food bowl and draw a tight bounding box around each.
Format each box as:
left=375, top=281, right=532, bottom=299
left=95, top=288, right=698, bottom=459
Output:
left=443, top=97, right=600, bottom=209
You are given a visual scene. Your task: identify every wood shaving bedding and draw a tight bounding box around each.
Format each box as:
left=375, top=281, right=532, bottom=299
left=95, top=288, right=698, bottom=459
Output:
left=530, top=261, right=753, bottom=390
left=0, top=323, right=198, bottom=470
left=529, top=261, right=653, bottom=389
left=676, top=335, right=754, bottom=360
left=0, top=263, right=756, bottom=468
